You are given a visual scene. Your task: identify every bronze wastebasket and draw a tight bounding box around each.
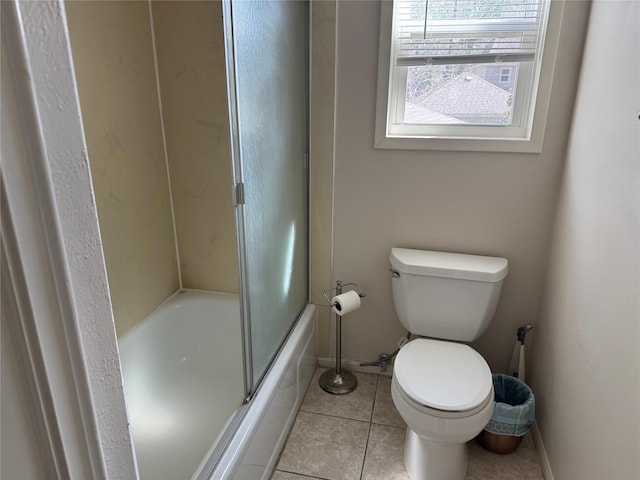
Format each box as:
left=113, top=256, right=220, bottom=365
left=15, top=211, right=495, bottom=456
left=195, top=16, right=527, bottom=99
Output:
left=480, top=374, right=535, bottom=455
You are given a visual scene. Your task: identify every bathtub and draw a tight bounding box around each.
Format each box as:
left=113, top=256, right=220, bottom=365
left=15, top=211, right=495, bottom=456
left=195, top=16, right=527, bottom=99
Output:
left=118, top=290, right=316, bottom=480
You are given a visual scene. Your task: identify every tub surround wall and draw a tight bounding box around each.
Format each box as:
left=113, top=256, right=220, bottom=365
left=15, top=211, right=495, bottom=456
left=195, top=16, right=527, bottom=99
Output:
left=69, top=0, right=329, bottom=342
left=325, top=0, right=591, bottom=372
left=529, top=2, right=640, bottom=478
left=66, top=1, right=179, bottom=337
left=152, top=1, right=237, bottom=294
left=66, top=1, right=237, bottom=336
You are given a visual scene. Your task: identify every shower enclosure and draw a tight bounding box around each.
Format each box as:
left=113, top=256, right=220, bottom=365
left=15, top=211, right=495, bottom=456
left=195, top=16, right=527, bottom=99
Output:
left=64, top=0, right=312, bottom=478
left=227, top=0, right=310, bottom=398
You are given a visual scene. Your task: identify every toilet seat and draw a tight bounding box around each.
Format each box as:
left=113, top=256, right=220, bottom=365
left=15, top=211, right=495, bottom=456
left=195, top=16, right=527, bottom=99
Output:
left=393, top=375, right=493, bottom=420
left=394, top=338, right=493, bottom=414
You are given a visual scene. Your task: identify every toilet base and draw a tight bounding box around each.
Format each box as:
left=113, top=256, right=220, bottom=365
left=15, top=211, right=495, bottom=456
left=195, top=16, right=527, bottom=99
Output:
left=404, top=428, right=468, bottom=480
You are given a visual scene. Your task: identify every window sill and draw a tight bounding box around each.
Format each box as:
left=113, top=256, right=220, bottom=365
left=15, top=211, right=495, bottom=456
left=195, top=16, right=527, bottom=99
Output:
left=374, top=133, right=543, bottom=153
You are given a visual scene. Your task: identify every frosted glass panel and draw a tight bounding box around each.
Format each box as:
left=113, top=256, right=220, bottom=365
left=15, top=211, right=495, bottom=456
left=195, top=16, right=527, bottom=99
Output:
left=231, top=0, right=308, bottom=390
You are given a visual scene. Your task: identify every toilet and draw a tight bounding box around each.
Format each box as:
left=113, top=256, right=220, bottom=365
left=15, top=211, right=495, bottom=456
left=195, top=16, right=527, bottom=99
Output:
left=389, top=248, right=508, bottom=480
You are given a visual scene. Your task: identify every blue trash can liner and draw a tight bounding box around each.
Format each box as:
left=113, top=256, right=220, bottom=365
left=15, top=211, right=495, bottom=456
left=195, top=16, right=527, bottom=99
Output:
left=484, top=374, right=535, bottom=437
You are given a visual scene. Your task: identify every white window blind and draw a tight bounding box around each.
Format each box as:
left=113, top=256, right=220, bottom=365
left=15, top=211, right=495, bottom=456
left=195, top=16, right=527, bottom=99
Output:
left=394, top=0, right=548, bottom=67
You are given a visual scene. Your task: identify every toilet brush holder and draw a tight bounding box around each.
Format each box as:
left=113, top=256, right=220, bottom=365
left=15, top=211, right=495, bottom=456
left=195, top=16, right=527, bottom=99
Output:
left=319, top=281, right=365, bottom=395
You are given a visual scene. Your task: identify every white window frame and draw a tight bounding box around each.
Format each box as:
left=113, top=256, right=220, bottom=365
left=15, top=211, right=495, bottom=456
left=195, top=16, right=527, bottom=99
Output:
left=375, top=0, right=566, bottom=153
left=388, top=62, right=531, bottom=137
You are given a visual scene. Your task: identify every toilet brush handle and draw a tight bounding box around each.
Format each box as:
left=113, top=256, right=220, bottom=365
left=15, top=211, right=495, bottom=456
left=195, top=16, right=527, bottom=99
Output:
left=509, top=341, right=520, bottom=377
left=335, top=281, right=343, bottom=375
left=335, top=314, right=342, bottom=375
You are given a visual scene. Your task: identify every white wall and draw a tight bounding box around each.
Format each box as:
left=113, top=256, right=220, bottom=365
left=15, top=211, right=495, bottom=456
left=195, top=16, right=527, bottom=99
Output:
left=529, top=1, right=640, bottom=478
left=329, top=0, right=590, bottom=371
left=1, top=257, right=48, bottom=480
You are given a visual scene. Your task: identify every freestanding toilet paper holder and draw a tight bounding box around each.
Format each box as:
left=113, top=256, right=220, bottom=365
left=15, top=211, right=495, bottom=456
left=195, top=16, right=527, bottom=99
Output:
left=320, top=280, right=366, bottom=394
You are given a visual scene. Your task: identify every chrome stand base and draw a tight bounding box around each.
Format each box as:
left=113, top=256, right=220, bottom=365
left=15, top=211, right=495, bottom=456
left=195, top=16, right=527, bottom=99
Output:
left=319, top=368, right=358, bottom=395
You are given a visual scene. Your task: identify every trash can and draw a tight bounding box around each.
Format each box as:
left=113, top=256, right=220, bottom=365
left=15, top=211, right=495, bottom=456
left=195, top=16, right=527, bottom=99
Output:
left=479, top=374, right=535, bottom=454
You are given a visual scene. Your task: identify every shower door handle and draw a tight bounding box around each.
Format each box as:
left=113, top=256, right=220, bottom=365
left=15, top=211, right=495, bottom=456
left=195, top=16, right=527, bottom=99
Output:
left=234, top=182, right=245, bottom=206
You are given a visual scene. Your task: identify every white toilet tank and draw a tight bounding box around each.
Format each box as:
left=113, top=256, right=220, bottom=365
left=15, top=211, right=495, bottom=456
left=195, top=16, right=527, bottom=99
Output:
left=390, top=248, right=508, bottom=342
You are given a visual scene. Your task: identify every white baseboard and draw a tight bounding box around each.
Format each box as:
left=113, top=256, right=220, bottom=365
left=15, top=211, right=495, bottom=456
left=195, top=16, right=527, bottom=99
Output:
left=531, top=422, right=554, bottom=480
left=317, top=357, right=394, bottom=376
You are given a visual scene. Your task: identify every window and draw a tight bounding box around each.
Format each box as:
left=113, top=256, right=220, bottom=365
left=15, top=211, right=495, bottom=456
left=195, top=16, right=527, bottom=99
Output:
left=375, top=0, right=560, bottom=152
left=500, top=67, right=512, bottom=84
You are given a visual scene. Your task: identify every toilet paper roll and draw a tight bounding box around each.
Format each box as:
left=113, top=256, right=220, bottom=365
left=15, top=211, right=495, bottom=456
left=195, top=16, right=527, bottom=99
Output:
left=331, top=290, right=361, bottom=316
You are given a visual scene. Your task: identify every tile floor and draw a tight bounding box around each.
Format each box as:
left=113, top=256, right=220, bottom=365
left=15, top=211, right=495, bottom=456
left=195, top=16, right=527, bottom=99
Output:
left=272, top=368, right=544, bottom=480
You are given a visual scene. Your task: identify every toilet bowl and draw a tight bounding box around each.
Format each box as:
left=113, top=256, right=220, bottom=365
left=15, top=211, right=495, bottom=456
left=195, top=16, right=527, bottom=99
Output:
left=388, top=248, right=508, bottom=479
left=391, top=338, right=494, bottom=479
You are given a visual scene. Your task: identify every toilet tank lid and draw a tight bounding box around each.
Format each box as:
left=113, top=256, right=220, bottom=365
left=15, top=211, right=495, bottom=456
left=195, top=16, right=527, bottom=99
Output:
left=390, top=248, right=508, bottom=282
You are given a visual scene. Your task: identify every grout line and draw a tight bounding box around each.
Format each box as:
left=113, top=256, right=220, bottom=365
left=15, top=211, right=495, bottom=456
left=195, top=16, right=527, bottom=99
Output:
left=369, top=374, right=379, bottom=423
left=358, top=374, right=379, bottom=480
left=274, top=468, right=331, bottom=480
left=371, top=420, right=406, bottom=429
left=359, top=419, right=373, bottom=480
left=298, top=409, right=371, bottom=424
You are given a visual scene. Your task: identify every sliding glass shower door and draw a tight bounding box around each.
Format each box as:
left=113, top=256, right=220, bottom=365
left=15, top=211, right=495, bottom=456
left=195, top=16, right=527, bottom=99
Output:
left=224, top=0, right=309, bottom=395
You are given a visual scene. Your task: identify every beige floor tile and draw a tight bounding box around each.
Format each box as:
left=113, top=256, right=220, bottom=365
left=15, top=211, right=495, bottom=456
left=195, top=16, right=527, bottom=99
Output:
left=301, top=368, right=378, bottom=422
left=361, top=426, right=543, bottom=480
left=371, top=376, right=405, bottom=428
left=276, top=411, right=370, bottom=480
left=465, top=439, right=544, bottom=479
left=520, top=431, right=534, bottom=448
left=271, top=471, right=323, bottom=479
left=361, top=424, right=410, bottom=480
left=274, top=371, right=545, bottom=480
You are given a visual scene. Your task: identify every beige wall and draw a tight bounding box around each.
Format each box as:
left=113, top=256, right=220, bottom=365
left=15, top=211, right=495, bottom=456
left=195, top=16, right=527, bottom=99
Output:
left=67, top=1, right=238, bottom=337
left=310, top=1, right=337, bottom=357
left=66, top=1, right=179, bottom=337
left=529, top=2, right=640, bottom=478
left=324, top=0, right=590, bottom=370
left=152, top=1, right=237, bottom=294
